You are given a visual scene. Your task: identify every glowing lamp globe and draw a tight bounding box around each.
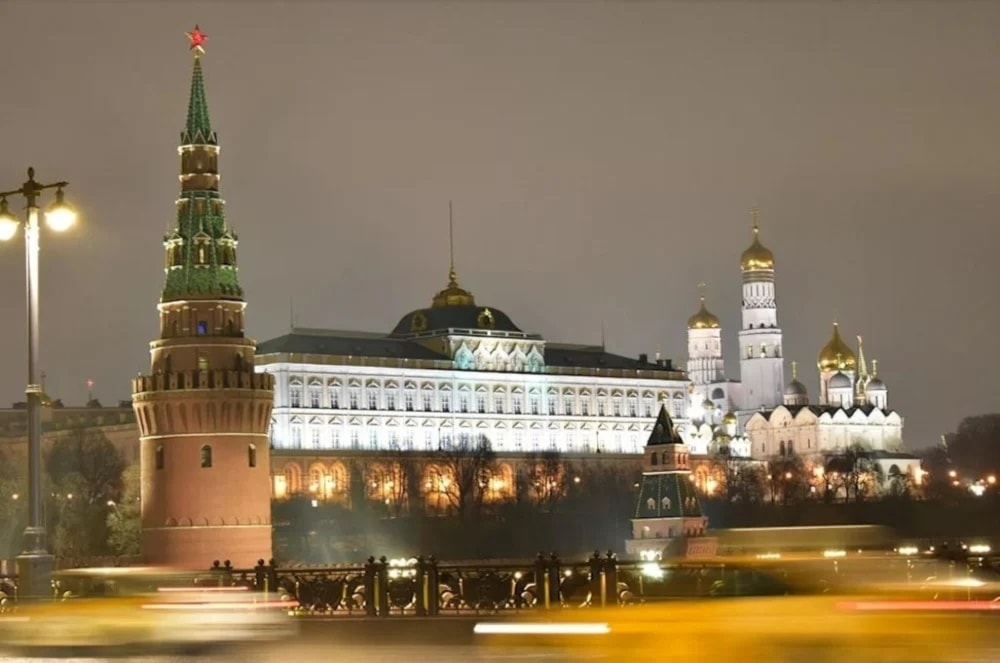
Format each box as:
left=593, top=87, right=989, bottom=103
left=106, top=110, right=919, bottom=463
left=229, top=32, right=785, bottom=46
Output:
left=0, top=199, right=19, bottom=241
left=45, top=189, right=77, bottom=232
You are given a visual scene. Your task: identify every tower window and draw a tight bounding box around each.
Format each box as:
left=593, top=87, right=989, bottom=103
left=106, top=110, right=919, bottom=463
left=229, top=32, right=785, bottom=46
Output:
left=200, top=444, right=213, bottom=468
left=197, top=321, right=208, bottom=335
left=248, top=443, right=257, bottom=468
left=155, top=444, right=164, bottom=470
left=198, top=356, right=209, bottom=371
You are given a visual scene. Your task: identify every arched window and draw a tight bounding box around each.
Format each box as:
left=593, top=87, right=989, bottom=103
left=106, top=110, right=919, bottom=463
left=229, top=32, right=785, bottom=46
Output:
left=155, top=444, right=164, bottom=470
left=200, top=444, right=213, bottom=468
left=248, top=443, right=257, bottom=468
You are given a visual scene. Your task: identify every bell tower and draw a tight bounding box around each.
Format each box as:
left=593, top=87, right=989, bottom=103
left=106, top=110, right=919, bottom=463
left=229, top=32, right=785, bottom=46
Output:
left=131, top=27, right=274, bottom=568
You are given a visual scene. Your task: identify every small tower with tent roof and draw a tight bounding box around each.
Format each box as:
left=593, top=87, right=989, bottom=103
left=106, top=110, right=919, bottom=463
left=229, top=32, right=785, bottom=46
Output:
left=625, top=405, right=716, bottom=558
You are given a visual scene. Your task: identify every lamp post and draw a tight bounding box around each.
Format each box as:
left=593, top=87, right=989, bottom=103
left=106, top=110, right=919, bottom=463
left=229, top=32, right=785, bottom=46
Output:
left=0, top=167, right=77, bottom=599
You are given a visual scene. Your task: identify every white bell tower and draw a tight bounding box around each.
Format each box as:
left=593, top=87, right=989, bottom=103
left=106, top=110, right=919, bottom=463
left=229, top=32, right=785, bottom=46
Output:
left=737, top=208, right=784, bottom=410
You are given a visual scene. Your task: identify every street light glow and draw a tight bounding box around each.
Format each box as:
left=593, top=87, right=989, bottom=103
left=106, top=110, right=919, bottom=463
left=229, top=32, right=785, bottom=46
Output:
left=0, top=198, right=18, bottom=240
left=45, top=188, right=77, bottom=232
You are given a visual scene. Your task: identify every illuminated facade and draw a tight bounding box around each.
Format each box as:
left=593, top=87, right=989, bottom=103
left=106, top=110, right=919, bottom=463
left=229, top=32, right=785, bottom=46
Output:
left=258, top=262, right=691, bottom=502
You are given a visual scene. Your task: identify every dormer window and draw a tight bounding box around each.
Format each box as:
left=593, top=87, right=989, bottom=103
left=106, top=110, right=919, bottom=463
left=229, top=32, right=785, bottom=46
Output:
left=192, top=231, right=211, bottom=265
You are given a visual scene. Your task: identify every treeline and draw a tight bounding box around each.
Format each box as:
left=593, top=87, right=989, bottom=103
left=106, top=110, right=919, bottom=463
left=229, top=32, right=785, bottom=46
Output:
left=0, top=428, right=138, bottom=566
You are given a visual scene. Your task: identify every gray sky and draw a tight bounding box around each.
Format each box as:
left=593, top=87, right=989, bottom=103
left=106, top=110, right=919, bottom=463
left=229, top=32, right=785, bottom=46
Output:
left=0, top=1, right=996, bottom=448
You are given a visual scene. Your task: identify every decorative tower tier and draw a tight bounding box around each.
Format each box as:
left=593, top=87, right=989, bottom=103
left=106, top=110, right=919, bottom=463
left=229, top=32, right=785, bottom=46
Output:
left=131, top=27, right=274, bottom=568
left=625, top=406, right=715, bottom=558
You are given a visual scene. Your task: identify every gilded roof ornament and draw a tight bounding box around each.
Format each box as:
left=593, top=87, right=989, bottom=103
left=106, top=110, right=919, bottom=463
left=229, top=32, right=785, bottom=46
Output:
left=818, top=322, right=857, bottom=372
left=687, top=283, right=721, bottom=329
left=740, top=206, right=775, bottom=271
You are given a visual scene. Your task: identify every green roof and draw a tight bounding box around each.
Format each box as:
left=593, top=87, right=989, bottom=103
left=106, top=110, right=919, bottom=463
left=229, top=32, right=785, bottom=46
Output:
left=161, top=53, right=241, bottom=302
left=181, top=56, right=216, bottom=145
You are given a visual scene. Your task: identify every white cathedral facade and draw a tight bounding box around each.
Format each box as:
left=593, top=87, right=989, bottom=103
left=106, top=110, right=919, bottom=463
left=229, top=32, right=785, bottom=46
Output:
left=256, top=210, right=915, bottom=478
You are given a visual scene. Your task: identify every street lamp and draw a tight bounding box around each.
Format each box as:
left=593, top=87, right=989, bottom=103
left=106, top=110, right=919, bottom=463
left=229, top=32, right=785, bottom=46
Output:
left=0, top=167, right=77, bottom=600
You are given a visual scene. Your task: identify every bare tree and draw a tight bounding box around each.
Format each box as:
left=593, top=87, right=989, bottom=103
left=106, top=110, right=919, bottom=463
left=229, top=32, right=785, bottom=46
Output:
left=526, top=450, right=566, bottom=510
left=432, top=434, right=497, bottom=520
left=825, top=442, right=885, bottom=503
left=767, top=453, right=809, bottom=505
left=708, top=452, right=766, bottom=504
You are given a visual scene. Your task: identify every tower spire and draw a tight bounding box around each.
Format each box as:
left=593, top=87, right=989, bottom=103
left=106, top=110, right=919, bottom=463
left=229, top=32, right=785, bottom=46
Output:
left=856, top=335, right=869, bottom=379
left=182, top=25, right=216, bottom=146
left=162, top=27, right=241, bottom=303
left=751, top=205, right=760, bottom=236
left=791, top=360, right=798, bottom=380
left=448, top=200, right=457, bottom=286
left=431, top=201, right=475, bottom=308
left=872, top=359, right=879, bottom=377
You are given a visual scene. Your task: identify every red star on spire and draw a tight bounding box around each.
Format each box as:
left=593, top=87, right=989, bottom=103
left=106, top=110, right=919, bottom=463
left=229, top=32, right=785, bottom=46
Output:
left=186, top=25, right=207, bottom=54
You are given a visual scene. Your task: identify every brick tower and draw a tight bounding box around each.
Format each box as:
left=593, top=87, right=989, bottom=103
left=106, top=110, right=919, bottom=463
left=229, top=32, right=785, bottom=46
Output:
left=131, top=27, right=274, bottom=568
left=625, top=405, right=715, bottom=558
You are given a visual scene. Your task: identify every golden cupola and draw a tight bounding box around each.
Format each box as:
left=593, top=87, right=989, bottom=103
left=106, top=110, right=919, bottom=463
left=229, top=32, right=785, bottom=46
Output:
left=817, top=322, right=857, bottom=372
left=431, top=266, right=476, bottom=308
left=740, top=208, right=775, bottom=272
left=687, top=295, right=721, bottom=330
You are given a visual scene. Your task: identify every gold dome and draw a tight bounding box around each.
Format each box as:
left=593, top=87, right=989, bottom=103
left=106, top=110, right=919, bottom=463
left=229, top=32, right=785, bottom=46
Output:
left=817, top=322, right=857, bottom=372
left=740, top=223, right=774, bottom=272
left=723, top=410, right=737, bottom=425
left=687, top=296, right=721, bottom=329
left=431, top=268, right=476, bottom=308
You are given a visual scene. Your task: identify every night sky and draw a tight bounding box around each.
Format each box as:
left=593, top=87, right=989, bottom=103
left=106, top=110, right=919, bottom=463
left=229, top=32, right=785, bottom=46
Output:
left=0, top=2, right=997, bottom=448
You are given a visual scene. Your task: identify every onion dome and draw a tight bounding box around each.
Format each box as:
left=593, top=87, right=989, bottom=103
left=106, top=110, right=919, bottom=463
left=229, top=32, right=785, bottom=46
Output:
left=722, top=410, right=737, bottom=426
left=784, top=380, right=808, bottom=397
left=687, top=295, right=721, bottom=330
left=817, top=323, right=857, bottom=372
left=784, top=359, right=808, bottom=397
left=740, top=212, right=775, bottom=272
left=701, top=398, right=715, bottom=412
left=829, top=371, right=852, bottom=390
left=866, top=377, right=886, bottom=392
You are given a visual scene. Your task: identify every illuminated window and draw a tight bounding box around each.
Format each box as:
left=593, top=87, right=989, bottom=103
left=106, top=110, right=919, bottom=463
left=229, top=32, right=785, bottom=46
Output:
left=197, top=320, right=208, bottom=335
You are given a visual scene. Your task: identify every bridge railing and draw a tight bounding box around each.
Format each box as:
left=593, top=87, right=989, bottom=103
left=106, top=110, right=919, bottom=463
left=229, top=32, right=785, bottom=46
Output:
left=203, top=552, right=630, bottom=616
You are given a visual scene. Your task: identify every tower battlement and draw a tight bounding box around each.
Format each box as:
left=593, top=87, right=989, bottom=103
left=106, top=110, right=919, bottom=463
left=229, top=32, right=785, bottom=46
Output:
left=132, top=369, right=273, bottom=395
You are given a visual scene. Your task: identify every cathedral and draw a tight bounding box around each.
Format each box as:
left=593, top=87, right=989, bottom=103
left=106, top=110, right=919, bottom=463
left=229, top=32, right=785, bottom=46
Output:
left=682, top=211, right=918, bottom=481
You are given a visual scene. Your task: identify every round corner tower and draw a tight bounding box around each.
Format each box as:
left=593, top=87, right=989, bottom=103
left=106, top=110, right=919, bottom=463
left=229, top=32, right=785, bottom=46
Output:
left=132, top=32, right=274, bottom=568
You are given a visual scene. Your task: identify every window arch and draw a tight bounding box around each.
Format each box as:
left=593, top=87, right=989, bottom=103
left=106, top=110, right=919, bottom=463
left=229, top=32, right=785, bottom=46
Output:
left=200, top=444, right=213, bottom=468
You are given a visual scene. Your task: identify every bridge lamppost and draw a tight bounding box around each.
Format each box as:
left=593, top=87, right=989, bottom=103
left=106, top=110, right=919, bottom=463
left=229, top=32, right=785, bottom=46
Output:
left=0, top=167, right=78, bottom=599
